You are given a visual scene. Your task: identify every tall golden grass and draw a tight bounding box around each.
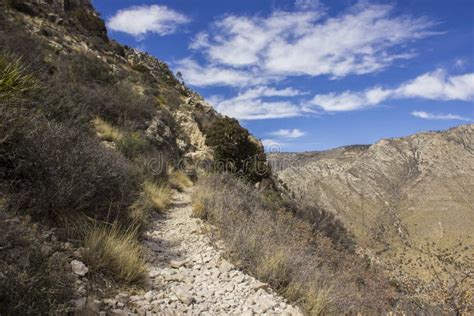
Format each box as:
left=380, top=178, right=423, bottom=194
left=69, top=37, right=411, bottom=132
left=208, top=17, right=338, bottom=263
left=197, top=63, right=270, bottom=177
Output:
left=82, top=221, right=147, bottom=284
left=168, top=170, right=193, bottom=191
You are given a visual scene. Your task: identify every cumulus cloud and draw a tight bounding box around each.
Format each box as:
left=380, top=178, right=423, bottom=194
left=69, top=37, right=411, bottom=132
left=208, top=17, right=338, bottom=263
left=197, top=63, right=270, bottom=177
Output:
left=174, top=59, right=268, bottom=87
left=397, top=70, right=474, bottom=101
left=180, top=2, right=437, bottom=87
left=209, top=86, right=304, bottom=120
left=269, top=129, right=306, bottom=138
left=311, top=70, right=474, bottom=111
left=411, top=111, right=471, bottom=121
left=107, top=5, right=190, bottom=38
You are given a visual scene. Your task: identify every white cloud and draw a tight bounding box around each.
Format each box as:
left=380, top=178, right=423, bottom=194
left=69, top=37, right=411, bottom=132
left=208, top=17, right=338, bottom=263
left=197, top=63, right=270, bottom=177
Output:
left=174, top=59, right=268, bottom=87
left=312, top=87, right=392, bottom=111
left=269, top=129, right=306, bottom=138
left=411, top=111, right=471, bottom=121
left=107, top=5, right=190, bottom=38
left=183, top=2, right=437, bottom=86
left=209, top=86, right=304, bottom=120
left=311, top=70, right=474, bottom=111
left=396, top=70, right=474, bottom=101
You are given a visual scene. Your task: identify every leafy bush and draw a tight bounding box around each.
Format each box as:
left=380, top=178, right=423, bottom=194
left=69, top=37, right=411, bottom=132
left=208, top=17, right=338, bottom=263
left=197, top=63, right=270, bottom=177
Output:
left=193, top=174, right=398, bottom=315
left=295, top=206, right=355, bottom=250
left=70, top=8, right=107, bottom=40
left=205, top=117, right=270, bottom=182
left=117, top=132, right=150, bottom=159
left=131, top=63, right=149, bottom=73
left=82, top=222, right=146, bottom=284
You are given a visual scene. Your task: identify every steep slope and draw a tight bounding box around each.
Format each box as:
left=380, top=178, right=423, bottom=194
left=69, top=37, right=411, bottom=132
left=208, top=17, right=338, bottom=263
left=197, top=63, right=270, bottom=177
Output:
left=269, top=125, right=474, bottom=306
left=1, top=0, right=217, bottom=165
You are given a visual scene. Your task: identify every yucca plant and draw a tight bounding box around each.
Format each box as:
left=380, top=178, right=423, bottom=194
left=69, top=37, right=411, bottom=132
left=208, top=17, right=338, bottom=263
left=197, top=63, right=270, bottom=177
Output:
left=0, top=54, right=37, bottom=102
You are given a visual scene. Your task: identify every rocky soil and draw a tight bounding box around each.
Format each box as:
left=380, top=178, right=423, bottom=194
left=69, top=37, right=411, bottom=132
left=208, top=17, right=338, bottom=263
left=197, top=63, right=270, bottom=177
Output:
left=94, top=189, right=301, bottom=315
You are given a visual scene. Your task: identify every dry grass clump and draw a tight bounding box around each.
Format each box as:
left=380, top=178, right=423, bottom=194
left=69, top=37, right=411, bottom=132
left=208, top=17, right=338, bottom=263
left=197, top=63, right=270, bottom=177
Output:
left=193, top=174, right=398, bottom=315
left=192, top=201, right=207, bottom=219
left=93, top=117, right=123, bottom=142
left=168, top=170, right=193, bottom=191
left=82, top=222, right=147, bottom=284
left=143, top=181, right=172, bottom=213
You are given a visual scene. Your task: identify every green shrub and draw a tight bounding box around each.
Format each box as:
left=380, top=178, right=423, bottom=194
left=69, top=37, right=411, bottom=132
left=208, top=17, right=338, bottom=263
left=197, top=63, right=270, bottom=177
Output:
left=117, top=132, right=150, bottom=159
left=131, top=63, right=149, bottom=73
left=70, top=8, right=107, bottom=40
left=205, top=117, right=270, bottom=182
left=0, top=113, right=140, bottom=222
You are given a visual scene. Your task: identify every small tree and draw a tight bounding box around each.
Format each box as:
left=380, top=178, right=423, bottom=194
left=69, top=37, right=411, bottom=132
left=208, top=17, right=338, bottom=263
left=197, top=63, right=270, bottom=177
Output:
left=205, top=116, right=269, bottom=182
left=176, top=71, right=184, bottom=84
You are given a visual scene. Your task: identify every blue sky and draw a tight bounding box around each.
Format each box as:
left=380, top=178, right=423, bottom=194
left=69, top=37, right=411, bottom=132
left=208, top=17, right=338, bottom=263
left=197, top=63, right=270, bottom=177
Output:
left=93, top=0, right=474, bottom=152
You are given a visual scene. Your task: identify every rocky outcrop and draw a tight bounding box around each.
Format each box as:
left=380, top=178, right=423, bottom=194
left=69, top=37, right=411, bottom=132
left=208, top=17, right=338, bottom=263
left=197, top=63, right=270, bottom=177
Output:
left=8, top=0, right=92, bottom=15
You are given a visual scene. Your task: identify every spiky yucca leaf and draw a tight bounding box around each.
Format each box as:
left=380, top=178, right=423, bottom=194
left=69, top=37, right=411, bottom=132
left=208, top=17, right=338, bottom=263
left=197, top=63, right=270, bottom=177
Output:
left=0, top=54, right=37, bottom=102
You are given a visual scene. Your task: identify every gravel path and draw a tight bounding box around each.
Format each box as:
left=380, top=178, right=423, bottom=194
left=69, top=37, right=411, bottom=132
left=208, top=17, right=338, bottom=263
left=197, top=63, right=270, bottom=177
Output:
left=103, top=189, right=302, bottom=315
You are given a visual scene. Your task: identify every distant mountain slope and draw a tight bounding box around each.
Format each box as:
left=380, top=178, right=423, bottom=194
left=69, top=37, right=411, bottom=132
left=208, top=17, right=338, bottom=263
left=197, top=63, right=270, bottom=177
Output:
left=269, top=125, right=474, bottom=300
left=269, top=125, right=474, bottom=247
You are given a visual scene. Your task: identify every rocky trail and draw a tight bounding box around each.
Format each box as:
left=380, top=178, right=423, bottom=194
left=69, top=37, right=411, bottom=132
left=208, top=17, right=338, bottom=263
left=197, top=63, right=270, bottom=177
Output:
left=103, top=189, right=302, bottom=315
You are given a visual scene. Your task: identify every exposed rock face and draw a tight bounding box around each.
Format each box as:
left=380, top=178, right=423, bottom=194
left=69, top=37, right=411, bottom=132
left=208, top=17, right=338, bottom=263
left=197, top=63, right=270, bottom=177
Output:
left=10, top=0, right=92, bottom=14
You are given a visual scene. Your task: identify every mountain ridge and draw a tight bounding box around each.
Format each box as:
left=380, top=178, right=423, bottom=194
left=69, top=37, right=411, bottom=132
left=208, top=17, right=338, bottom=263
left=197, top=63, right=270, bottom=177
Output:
left=269, top=124, right=474, bottom=307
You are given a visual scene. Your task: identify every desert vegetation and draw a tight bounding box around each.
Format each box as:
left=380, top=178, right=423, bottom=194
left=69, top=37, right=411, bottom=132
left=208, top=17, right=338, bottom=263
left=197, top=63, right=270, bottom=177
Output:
left=193, top=173, right=404, bottom=314
left=205, top=116, right=270, bottom=183
left=2, top=1, right=471, bottom=314
left=0, top=7, right=184, bottom=312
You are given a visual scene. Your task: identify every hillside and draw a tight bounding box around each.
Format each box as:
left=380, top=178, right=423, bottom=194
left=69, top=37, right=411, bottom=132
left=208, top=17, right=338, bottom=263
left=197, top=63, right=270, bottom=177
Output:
left=1, top=0, right=472, bottom=314
left=269, top=125, right=474, bottom=308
